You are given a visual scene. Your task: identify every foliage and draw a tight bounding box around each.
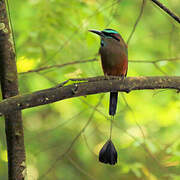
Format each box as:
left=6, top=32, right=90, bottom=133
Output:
left=0, top=0, right=180, bottom=179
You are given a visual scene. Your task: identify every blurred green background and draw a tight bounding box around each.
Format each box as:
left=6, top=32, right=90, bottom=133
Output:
left=0, top=0, right=180, bottom=179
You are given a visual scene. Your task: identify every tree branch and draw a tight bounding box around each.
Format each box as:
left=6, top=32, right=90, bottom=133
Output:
left=19, top=58, right=97, bottom=74
left=150, top=0, right=180, bottom=23
left=19, top=57, right=180, bottom=75
left=0, top=0, right=26, bottom=179
left=0, top=76, right=179, bottom=117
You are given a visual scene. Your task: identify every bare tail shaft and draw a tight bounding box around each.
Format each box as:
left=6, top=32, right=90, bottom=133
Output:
left=109, top=92, right=118, bottom=116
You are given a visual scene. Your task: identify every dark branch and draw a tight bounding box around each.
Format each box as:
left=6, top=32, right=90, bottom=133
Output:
left=0, top=0, right=26, bottom=179
left=151, top=0, right=180, bottom=23
left=0, top=76, right=179, bottom=117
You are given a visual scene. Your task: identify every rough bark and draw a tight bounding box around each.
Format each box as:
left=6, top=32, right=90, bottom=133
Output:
left=0, top=1, right=26, bottom=179
left=0, top=76, right=179, bottom=117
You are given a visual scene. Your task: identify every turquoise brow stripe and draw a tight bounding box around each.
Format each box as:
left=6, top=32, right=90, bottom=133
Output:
left=102, top=29, right=119, bottom=34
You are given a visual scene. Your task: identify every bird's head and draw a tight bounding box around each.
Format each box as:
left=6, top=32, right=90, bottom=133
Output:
left=89, top=29, right=123, bottom=47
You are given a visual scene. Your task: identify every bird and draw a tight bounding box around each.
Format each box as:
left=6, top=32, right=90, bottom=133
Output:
left=89, top=29, right=128, bottom=116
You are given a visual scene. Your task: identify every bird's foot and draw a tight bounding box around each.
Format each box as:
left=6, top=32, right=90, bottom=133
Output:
left=104, top=75, right=119, bottom=80
left=104, top=75, right=126, bottom=81
left=113, top=75, right=125, bottom=81
left=104, top=75, right=111, bottom=80
left=120, top=75, right=125, bottom=81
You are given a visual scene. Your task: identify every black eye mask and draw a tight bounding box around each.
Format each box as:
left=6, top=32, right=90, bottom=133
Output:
left=102, top=32, right=120, bottom=41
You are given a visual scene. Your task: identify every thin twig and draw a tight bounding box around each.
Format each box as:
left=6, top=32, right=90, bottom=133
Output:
left=114, top=122, right=166, bottom=171
left=153, top=63, right=167, bottom=75
left=31, top=110, right=85, bottom=154
left=127, top=0, right=146, bottom=44
left=105, top=0, right=121, bottom=27
left=82, top=134, right=97, bottom=157
left=67, top=156, right=97, bottom=180
left=120, top=94, right=170, bottom=170
left=19, top=58, right=97, bottom=74
left=6, top=0, right=17, bottom=57
left=151, top=0, right=180, bottom=23
left=121, top=94, right=146, bottom=140
left=19, top=57, right=180, bottom=75
left=39, top=95, right=104, bottom=179
left=168, top=24, right=175, bottom=56
left=80, top=98, right=108, bottom=119
left=36, top=72, right=57, bottom=85
left=81, top=97, right=171, bottom=171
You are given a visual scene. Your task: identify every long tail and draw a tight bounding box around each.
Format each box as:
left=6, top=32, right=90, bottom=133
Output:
left=109, top=92, right=118, bottom=116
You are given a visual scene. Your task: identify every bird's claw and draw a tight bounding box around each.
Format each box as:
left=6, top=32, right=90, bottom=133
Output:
left=120, top=75, right=125, bottom=81
left=104, top=75, right=126, bottom=81
left=104, top=75, right=111, bottom=80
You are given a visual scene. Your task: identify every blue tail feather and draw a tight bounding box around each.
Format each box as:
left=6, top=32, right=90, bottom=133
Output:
left=109, top=92, right=118, bottom=116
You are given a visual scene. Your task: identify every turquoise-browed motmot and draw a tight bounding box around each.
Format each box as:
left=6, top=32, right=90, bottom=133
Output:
left=89, top=29, right=128, bottom=116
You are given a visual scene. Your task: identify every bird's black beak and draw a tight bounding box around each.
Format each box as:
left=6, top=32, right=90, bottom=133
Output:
left=88, top=29, right=103, bottom=37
